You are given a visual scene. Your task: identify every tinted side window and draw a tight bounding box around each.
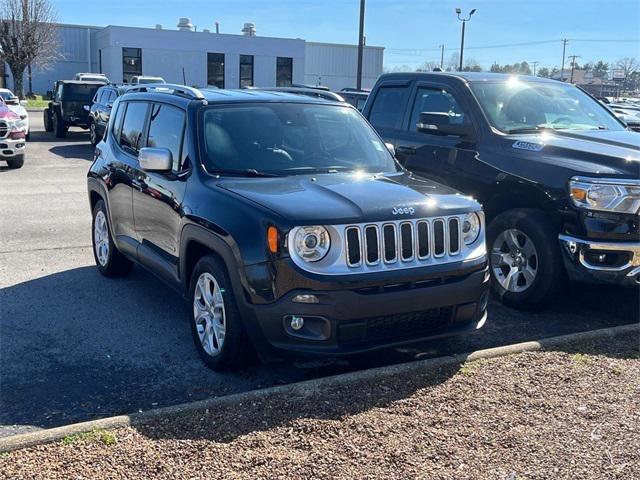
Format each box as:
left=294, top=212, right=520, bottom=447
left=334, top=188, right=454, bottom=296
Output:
left=111, top=101, right=126, bottom=141
left=409, top=87, right=466, bottom=131
left=119, top=102, right=148, bottom=156
left=368, top=86, right=410, bottom=129
left=147, top=103, right=185, bottom=170
left=108, top=91, right=117, bottom=104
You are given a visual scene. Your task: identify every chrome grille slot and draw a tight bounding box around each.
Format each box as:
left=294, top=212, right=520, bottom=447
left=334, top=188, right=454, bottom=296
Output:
left=433, top=219, right=446, bottom=257
left=383, top=224, right=397, bottom=263
left=400, top=222, right=414, bottom=261
left=345, top=227, right=362, bottom=266
left=364, top=225, right=380, bottom=265
left=417, top=221, right=430, bottom=259
left=448, top=217, right=460, bottom=255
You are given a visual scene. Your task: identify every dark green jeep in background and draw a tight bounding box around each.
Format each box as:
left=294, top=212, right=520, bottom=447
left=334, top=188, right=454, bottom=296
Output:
left=43, top=80, right=103, bottom=138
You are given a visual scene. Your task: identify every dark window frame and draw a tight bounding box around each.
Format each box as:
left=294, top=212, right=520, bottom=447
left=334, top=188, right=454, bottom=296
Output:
left=207, top=52, right=225, bottom=89
left=367, top=85, right=411, bottom=130
left=407, top=86, right=467, bottom=132
left=239, top=54, right=254, bottom=88
left=117, top=101, right=150, bottom=158
left=122, top=47, right=142, bottom=84
left=276, top=57, right=293, bottom=87
left=146, top=102, right=187, bottom=172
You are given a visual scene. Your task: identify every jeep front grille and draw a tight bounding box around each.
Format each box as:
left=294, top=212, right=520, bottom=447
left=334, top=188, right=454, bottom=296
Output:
left=346, top=217, right=461, bottom=269
left=287, top=213, right=485, bottom=276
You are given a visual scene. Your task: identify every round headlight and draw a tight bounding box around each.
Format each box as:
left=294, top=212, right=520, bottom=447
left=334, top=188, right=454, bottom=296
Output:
left=462, top=212, right=481, bottom=245
left=293, top=226, right=330, bottom=262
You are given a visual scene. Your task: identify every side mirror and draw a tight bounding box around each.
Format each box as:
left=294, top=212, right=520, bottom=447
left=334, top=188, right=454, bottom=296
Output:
left=139, top=147, right=172, bottom=172
left=385, top=142, right=396, bottom=157
left=417, top=112, right=474, bottom=139
left=46, top=90, right=53, bottom=100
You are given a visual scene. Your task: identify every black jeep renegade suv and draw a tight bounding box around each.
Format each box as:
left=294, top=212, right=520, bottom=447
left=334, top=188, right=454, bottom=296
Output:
left=87, top=84, right=489, bottom=370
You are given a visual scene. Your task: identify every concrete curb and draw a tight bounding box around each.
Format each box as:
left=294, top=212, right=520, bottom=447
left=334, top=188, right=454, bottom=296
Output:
left=1, top=322, right=637, bottom=452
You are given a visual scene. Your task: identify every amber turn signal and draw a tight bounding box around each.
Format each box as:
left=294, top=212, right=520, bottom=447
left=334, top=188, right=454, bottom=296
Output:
left=570, top=187, right=587, bottom=202
left=267, top=226, right=279, bottom=253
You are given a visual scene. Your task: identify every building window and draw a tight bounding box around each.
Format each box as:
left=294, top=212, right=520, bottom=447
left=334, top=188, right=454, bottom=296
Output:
left=207, top=53, right=225, bottom=89
left=122, top=48, right=142, bottom=84
left=239, top=55, right=254, bottom=88
left=276, top=57, right=293, bottom=87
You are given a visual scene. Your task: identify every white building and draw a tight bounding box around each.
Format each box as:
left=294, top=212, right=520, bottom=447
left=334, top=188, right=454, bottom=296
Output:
left=4, top=20, right=384, bottom=94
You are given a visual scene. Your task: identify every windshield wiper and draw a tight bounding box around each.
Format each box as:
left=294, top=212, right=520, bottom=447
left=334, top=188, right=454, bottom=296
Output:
left=207, top=168, right=282, bottom=177
left=505, top=125, right=556, bottom=134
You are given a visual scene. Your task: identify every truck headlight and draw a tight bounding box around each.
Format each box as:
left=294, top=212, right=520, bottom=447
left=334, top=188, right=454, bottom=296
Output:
left=569, top=177, right=640, bottom=214
left=293, top=226, right=330, bottom=262
left=462, top=212, right=481, bottom=245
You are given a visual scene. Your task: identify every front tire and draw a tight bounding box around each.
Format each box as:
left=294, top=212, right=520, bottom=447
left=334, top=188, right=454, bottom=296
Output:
left=92, top=200, right=133, bottom=277
left=189, top=255, right=250, bottom=371
left=487, top=208, right=565, bottom=311
left=5, top=154, right=24, bottom=169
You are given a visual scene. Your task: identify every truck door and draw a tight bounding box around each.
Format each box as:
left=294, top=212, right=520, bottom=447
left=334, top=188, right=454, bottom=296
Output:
left=365, top=81, right=411, bottom=151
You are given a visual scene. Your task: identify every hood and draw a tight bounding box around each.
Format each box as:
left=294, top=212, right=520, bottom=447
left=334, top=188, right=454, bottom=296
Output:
left=217, top=172, right=480, bottom=224
left=6, top=103, right=26, bottom=118
left=0, top=106, right=19, bottom=121
left=504, top=130, right=640, bottom=178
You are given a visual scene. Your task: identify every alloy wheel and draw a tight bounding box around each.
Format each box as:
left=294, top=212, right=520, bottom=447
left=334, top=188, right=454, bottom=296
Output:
left=93, top=210, right=110, bottom=267
left=193, top=272, right=226, bottom=356
left=491, top=228, right=538, bottom=293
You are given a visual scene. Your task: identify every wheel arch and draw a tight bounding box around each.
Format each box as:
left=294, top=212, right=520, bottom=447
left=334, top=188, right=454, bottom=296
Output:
left=483, top=181, right=561, bottom=227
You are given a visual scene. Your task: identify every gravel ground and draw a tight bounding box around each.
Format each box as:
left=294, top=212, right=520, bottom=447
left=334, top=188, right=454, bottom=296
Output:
left=2, top=332, right=638, bottom=480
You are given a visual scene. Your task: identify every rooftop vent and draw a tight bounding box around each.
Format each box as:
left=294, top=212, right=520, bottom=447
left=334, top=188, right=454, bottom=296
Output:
left=202, top=28, right=210, bottom=33
left=155, top=24, right=163, bottom=30
left=241, top=22, right=256, bottom=36
left=177, top=17, right=193, bottom=32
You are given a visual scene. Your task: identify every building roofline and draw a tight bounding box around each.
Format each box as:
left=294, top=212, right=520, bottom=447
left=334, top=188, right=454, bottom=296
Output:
left=305, top=41, right=384, bottom=50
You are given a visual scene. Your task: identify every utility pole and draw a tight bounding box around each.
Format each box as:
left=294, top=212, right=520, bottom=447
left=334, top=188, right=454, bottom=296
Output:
left=560, top=39, right=568, bottom=81
left=531, top=61, right=539, bottom=76
left=569, top=54, right=580, bottom=83
left=439, top=44, right=445, bottom=68
left=356, top=0, right=366, bottom=91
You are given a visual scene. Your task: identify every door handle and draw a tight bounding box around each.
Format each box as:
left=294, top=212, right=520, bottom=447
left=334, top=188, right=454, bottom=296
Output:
left=396, top=146, right=416, bottom=155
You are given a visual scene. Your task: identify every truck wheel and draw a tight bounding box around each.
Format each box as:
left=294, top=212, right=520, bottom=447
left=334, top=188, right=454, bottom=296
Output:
left=5, top=154, right=24, bottom=169
left=189, top=255, right=250, bottom=371
left=43, top=109, right=53, bottom=132
left=92, top=200, right=133, bottom=277
left=89, top=120, right=99, bottom=146
left=487, top=208, right=565, bottom=311
left=53, top=111, right=67, bottom=138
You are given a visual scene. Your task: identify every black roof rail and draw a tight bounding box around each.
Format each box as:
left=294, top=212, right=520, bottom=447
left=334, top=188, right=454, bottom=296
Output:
left=124, top=83, right=205, bottom=100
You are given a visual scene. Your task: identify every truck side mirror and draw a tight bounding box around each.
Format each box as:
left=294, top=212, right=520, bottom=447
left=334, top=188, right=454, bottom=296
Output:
left=417, top=112, right=474, bottom=139
left=139, top=147, right=172, bottom=172
left=46, top=90, right=53, bottom=100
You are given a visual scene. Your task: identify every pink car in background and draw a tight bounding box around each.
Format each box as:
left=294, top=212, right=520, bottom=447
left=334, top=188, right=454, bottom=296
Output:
left=0, top=97, right=26, bottom=169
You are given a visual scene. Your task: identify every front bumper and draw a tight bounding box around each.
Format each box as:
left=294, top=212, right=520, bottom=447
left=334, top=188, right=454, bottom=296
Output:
left=0, top=137, right=26, bottom=157
left=240, top=266, right=490, bottom=358
left=559, top=234, right=640, bottom=286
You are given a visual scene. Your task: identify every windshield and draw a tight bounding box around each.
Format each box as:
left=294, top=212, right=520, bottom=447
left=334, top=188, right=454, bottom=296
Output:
left=0, top=91, right=16, bottom=102
left=470, top=79, right=625, bottom=133
left=63, top=84, right=99, bottom=102
left=202, top=103, right=398, bottom=176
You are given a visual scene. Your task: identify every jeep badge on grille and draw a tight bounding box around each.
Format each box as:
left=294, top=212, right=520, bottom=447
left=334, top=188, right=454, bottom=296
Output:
left=391, top=206, right=415, bottom=215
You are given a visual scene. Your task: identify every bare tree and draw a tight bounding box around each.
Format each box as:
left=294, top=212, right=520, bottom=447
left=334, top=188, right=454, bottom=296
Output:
left=0, top=0, right=58, bottom=97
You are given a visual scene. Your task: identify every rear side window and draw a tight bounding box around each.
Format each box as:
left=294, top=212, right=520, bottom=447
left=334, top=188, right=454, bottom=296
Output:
left=119, top=102, right=148, bottom=156
left=107, top=90, right=117, bottom=104
left=111, top=101, right=125, bottom=140
left=147, top=103, right=186, bottom=170
left=368, top=86, right=409, bottom=129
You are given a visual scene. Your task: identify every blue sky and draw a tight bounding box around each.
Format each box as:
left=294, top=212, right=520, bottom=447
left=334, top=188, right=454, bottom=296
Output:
left=56, top=0, right=639, bottom=70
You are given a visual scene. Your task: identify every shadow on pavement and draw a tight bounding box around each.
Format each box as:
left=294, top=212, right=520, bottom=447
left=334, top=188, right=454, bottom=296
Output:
left=0, top=262, right=637, bottom=434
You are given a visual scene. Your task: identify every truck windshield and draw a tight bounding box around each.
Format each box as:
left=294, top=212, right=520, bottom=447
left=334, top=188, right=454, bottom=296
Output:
left=63, top=84, right=99, bottom=102
left=202, top=103, right=398, bottom=176
left=470, top=79, right=625, bottom=134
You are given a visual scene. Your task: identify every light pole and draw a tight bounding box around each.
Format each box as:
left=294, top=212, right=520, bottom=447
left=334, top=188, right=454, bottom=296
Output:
left=439, top=44, right=445, bottom=69
left=456, top=8, right=476, bottom=71
left=531, top=61, right=539, bottom=76
left=356, top=0, right=366, bottom=91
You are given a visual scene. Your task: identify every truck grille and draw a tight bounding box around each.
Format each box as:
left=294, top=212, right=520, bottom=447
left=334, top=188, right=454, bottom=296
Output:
left=0, top=121, right=8, bottom=139
left=345, top=217, right=461, bottom=268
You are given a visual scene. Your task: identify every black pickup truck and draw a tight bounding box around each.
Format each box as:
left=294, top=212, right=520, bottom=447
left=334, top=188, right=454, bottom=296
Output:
left=363, top=72, right=640, bottom=310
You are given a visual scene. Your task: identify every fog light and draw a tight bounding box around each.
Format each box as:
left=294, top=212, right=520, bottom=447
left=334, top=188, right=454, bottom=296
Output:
left=290, top=316, right=304, bottom=330
left=292, top=294, right=319, bottom=304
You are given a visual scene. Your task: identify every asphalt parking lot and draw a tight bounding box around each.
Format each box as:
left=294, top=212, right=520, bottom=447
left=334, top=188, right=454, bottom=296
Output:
left=0, top=115, right=638, bottom=438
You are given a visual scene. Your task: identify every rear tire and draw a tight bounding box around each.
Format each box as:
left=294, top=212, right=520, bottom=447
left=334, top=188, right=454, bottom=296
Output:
left=487, top=208, right=566, bottom=311
left=5, top=154, right=24, bottom=169
left=189, top=255, right=251, bottom=371
left=43, top=109, right=53, bottom=132
left=89, top=120, right=99, bottom=146
left=53, top=111, right=67, bottom=138
left=91, top=200, right=133, bottom=277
